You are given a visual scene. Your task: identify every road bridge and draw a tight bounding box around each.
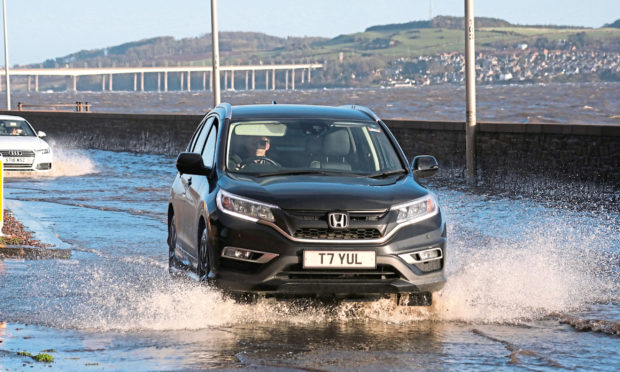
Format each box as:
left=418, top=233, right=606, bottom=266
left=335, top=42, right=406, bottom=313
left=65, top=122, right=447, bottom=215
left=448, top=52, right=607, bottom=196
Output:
left=0, top=63, right=323, bottom=92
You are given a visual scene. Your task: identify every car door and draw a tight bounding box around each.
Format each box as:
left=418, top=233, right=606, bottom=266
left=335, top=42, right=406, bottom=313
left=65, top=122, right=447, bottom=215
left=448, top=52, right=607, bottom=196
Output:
left=176, top=117, right=213, bottom=260
left=186, top=117, right=218, bottom=264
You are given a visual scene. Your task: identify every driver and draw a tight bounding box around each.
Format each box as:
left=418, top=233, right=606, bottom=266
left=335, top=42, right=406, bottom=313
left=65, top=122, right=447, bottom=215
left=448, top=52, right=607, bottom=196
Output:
left=248, top=136, right=270, bottom=158
left=232, top=136, right=271, bottom=170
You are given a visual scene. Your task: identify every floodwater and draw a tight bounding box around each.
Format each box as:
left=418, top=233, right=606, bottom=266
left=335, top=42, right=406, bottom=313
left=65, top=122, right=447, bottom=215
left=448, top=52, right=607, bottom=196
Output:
left=0, top=149, right=619, bottom=371
left=8, top=81, right=620, bottom=124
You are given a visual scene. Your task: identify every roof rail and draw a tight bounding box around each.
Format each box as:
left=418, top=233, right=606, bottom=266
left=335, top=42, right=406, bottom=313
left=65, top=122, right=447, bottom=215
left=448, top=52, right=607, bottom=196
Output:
left=339, top=105, right=381, bottom=122
left=216, top=102, right=233, bottom=119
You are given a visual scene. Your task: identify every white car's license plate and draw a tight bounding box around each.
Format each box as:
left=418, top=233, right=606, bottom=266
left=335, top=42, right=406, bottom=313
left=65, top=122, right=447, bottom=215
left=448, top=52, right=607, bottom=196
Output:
left=303, top=250, right=376, bottom=269
left=5, top=157, right=30, bottom=164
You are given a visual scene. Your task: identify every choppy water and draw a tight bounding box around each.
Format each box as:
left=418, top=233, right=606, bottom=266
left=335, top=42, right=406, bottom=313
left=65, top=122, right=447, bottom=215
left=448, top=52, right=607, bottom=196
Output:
left=8, top=81, right=620, bottom=124
left=0, top=149, right=619, bottom=370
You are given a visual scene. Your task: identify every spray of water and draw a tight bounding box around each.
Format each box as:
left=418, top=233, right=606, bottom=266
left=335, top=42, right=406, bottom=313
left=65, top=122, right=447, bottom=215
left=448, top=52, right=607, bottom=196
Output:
left=4, top=147, right=96, bottom=178
left=47, top=220, right=616, bottom=332
left=434, top=233, right=617, bottom=323
left=13, top=193, right=619, bottom=331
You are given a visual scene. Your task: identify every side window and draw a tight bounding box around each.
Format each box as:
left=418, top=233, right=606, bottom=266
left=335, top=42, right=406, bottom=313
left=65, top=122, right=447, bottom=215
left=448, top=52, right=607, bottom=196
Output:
left=188, top=117, right=208, bottom=152
left=192, top=117, right=214, bottom=153
left=201, top=120, right=218, bottom=167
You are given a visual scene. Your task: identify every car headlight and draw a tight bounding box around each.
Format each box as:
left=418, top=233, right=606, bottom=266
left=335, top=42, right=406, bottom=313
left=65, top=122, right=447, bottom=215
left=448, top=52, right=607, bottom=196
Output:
left=35, top=148, right=51, bottom=155
left=392, top=195, right=438, bottom=224
left=216, top=190, right=276, bottom=223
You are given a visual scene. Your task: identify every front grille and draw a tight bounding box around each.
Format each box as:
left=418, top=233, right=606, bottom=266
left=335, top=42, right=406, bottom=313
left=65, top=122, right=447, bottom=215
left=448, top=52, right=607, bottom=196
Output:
left=4, top=164, right=34, bottom=171
left=0, top=150, right=35, bottom=157
left=288, top=210, right=387, bottom=222
left=279, top=264, right=401, bottom=281
left=294, top=228, right=382, bottom=240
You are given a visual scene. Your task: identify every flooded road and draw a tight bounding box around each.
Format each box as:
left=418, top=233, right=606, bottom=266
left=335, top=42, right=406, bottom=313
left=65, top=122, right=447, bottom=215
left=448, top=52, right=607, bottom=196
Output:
left=1, top=149, right=619, bottom=371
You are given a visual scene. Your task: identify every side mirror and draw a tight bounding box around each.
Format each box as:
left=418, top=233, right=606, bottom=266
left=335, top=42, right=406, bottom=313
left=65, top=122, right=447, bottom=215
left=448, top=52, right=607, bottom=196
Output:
left=411, top=155, right=439, bottom=178
left=37, top=131, right=47, bottom=138
left=176, top=152, right=212, bottom=176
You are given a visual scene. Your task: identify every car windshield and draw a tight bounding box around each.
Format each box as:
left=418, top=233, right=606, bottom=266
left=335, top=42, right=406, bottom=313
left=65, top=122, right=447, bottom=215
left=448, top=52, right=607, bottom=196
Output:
left=226, top=119, right=405, bottom=177
left=0, top=120, right=35, bottom=136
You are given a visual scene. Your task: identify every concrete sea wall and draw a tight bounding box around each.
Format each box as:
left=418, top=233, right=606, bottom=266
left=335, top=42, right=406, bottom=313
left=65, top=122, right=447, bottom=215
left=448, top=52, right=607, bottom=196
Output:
left=4, top=110, right=619, bottom=203
left=386, top=120, right=619, bottom=203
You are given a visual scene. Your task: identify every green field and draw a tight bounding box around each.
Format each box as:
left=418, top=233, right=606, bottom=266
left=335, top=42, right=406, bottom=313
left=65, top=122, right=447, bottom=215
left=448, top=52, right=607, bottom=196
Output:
left=242, top=26, right=620, bottom=64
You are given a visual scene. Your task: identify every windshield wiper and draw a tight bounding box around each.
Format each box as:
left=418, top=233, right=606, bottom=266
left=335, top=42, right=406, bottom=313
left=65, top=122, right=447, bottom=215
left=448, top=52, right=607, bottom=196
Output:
left=367, top=169, right=408, bottom=179
left=255, top=170, right=336, bottom=178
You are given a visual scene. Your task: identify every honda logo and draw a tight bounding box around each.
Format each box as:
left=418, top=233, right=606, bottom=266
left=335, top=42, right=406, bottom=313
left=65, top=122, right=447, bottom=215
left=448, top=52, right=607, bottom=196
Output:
left=8, top=151, right=22, bottom=156
left=328, top=212, right=349, bottom=229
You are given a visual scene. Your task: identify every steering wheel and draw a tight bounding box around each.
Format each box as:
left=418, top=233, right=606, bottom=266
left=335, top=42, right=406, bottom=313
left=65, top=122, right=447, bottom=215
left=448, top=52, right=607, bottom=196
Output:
left=240, top=156, right=281, bottom=168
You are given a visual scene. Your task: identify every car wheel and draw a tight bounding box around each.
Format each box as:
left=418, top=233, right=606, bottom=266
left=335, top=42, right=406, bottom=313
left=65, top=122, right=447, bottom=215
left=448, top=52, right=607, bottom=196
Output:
left=197, top=226, right=212, bottom=282
left=168, top=215, right=178, bottom=274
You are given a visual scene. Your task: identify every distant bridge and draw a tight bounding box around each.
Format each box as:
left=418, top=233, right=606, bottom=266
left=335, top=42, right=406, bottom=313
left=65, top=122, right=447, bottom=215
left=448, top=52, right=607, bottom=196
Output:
left=0, top=63, right=323, bottom=92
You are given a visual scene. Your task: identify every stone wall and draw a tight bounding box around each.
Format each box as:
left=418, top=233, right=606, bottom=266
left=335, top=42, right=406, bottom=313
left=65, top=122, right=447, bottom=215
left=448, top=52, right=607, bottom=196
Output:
left=4, top=111, right=619, bottom=203
left=2, top=111, right=203, bottom=155
left=386, top=119, right=620, bottom=202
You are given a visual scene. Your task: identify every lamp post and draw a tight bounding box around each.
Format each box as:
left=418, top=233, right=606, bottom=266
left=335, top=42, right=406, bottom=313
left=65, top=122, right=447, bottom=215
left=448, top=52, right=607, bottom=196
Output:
left=2, top=0, right=10, bottom=110
left=210, top=0, right=221, bottom=107
left=465, top=0, right=477, bottom=180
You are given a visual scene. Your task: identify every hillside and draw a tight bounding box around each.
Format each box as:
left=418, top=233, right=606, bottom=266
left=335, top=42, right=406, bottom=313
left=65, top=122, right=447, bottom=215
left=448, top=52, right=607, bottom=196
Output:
left=40, top=32, right=326, bottom=68
left=24, top=16, right=620, bottom=89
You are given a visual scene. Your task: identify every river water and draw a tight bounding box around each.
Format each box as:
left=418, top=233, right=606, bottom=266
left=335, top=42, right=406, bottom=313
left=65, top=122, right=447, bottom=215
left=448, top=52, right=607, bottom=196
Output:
left=8, top=81, right=620, bottom=124
left=0, top=149, right=618, bottom=370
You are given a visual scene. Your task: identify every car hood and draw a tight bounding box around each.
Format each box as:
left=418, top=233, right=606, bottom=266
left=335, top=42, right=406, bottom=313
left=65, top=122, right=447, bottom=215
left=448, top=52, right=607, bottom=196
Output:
left=0, top=136, right=49, bottom=151
left=220, top=174, right=429, bottom=211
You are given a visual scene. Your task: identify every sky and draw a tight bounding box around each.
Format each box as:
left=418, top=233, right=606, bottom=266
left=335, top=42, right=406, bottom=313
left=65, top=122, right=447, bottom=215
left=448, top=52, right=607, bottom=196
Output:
left=4, top=0, right=619, bottom=65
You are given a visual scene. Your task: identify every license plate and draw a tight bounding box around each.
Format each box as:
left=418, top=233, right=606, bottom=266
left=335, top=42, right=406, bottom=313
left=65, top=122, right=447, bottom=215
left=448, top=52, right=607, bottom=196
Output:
left=5, top=157, right=30, bottom=164
left=303, top=250, right=376, bottom=269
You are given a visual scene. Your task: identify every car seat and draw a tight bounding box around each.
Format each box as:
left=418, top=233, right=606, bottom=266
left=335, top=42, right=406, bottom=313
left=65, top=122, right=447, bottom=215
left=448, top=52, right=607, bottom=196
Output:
left=305, top=136, right=322, bottom=168
left=321, top=129, right=352, bottom=171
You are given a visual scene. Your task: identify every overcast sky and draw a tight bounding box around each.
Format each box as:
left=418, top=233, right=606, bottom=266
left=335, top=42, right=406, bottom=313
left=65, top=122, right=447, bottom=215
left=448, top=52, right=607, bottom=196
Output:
left=5, top=0, right=618, bottom=65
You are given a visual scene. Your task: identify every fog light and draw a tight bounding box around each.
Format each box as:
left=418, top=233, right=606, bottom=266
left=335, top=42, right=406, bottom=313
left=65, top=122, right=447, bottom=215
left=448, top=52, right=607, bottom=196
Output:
left=398, top=248, right=443, bottom=264
left=416, top=250, right=440, bottom=261
left=234, top=249, right=253, bottom=259
left=221, top=247, right=279, bottom=264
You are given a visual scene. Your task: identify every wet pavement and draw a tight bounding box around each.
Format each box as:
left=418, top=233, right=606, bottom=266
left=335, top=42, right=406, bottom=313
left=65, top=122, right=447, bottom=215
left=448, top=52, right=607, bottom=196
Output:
left=0, top=149, right=618, bottom=371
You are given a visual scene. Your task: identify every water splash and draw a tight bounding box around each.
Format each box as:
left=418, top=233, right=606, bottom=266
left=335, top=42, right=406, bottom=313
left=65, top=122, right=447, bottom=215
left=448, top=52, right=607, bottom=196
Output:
left=3, top=173, right=617, bottom=331
left=47, top=148, right=97, bottom=177
left=38, top=223, right=617, bottom=331
left=434, top=234, right=617, bottom=323
left=4, top=147, right=97, bottom=178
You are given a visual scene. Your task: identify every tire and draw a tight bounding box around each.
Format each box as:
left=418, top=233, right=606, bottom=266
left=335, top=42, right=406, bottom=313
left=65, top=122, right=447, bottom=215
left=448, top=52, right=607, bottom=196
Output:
left=197, top=226, right=212, bottom=282
left=168, top=215, right=178, bottom=274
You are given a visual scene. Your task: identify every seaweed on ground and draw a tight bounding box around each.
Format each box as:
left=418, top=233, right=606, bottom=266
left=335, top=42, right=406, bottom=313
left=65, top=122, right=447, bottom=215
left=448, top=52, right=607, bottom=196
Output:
left=1, top=210, right=49, bottom=248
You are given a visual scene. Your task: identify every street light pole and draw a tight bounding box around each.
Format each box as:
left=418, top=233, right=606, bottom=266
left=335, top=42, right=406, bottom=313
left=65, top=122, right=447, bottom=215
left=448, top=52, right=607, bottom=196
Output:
left=210, top=0, right=221, bottom=107
left=465, top=0, right=477, bottom=180
left=2, top=0, right=10, bottom=110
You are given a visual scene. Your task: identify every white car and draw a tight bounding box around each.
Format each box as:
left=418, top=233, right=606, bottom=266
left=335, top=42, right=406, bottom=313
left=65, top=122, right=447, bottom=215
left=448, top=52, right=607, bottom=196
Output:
left=0, top=115, right=53, bottom=172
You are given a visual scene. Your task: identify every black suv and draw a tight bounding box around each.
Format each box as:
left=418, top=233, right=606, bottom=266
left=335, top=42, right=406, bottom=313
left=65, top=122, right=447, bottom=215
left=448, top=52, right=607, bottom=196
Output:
left=168, top=103, right=446, bottom=304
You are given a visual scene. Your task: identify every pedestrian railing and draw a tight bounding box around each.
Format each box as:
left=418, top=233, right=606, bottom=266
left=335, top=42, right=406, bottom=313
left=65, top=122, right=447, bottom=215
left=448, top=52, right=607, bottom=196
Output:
left=17, top=102, right=91, bottom=112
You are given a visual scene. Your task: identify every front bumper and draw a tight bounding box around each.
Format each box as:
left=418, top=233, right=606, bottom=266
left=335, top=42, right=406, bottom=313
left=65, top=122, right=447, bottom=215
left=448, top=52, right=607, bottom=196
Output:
left=211, top=211, right=447, bottom=297
left=1, top=151, right=53, bottom=172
